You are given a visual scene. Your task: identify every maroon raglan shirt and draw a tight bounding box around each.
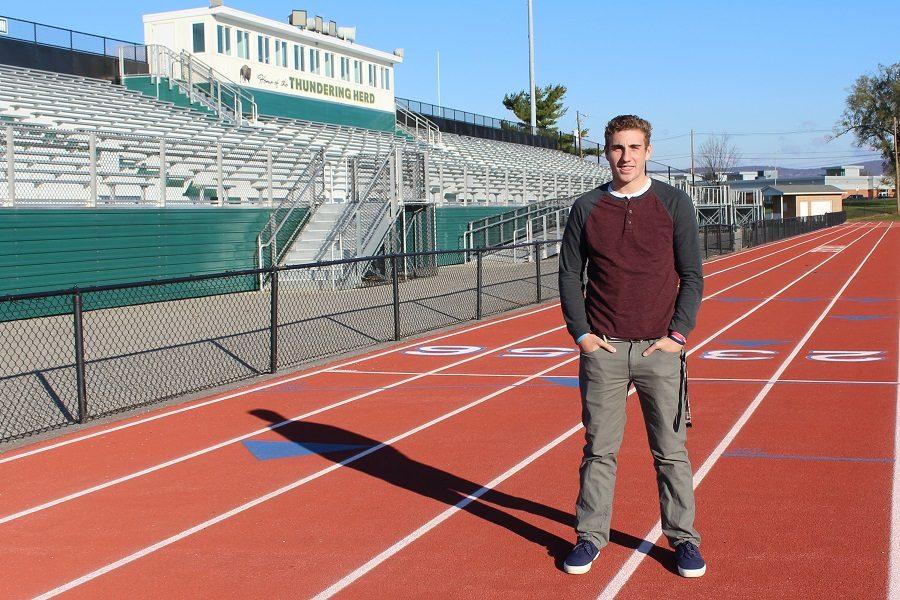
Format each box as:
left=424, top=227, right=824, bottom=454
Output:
left=558, top=179, right=704, bottom=341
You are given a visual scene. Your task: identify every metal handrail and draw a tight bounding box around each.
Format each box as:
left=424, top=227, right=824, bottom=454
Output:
left=119, top=44, right=258, bottom=124
left=317, top=147, right=396, bottom=263
left=257, top=150, right=325, bottom=270
left=396, top=102, right=442, bottom=147
left=463, top=195, right=576, bottom=249
left=176, top=48, right=258, bottom=123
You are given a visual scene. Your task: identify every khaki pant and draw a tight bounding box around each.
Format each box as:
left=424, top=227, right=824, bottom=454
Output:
left=576, top=338, right=700, bottom=549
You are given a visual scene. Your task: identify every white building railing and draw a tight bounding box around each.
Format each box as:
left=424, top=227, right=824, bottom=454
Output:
left=120, top=44, right=258, bottom=124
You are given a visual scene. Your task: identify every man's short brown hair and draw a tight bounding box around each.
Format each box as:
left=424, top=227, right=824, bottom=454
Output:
left=604, top=114, right=652, bottom=148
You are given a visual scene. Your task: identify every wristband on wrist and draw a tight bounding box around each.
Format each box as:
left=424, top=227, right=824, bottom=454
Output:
left=576, top=333, right=590, bottom=344
left=668, top=330, right=687, bottom=345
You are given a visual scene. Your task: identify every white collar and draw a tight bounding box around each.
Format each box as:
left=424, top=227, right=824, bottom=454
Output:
left=608, top=177, right=651, bottom=199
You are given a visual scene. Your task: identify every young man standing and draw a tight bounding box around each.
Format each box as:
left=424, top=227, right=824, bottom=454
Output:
left=557, top=115, right=706, bottom=577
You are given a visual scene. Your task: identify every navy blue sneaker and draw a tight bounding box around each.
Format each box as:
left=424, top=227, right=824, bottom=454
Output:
left=563, top=539, right=600, bottom=574
left=675, top=541, right=706, bottom=577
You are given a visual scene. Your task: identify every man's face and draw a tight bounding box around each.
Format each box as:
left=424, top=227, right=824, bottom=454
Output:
left=605, top=129, right=652, bottom=186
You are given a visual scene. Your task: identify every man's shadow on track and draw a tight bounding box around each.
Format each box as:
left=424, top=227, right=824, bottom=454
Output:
left=251, top=409, right=675, bottom=573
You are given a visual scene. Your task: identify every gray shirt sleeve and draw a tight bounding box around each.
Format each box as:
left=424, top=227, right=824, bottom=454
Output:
left=557, top=195, right=593, bottom=341
left=668, top=190, right=704, bottom=337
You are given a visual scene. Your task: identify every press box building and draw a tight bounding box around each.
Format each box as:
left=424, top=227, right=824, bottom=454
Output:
left=140, top=3, right=402, bottom=131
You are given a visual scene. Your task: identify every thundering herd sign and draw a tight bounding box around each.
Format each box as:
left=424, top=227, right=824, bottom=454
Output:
left=240, top=65, right=377, bottom=105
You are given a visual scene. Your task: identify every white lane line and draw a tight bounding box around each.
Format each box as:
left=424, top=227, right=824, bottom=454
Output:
left=0, top=303, right=561, bottom=464
left=1, top=223, right=857, bottom=464
left=329, top=370, right=900, bottom=386
left=34, top=224, right=876, bottom=598
left=8, top=222, right=859, bottom=524
left=685, top=226, right=875, bottom=354
left=306, top=226, right=881, bottom=597
left=886, top=223, right=900, bottom=600
left=701, top=223, right=863, bottom=276
left=311, top=420, right=585, bottom=600
left=0, top=325, right=567, bottom=526
left=701, top=222, right=860, bottom=266
left=701, top=224, right=870, bottom=302
left=597, top=222, right=892, bottom=600
left=32, top=355, right=581, bottom=600
left=2, top=224, right=873, bottom=524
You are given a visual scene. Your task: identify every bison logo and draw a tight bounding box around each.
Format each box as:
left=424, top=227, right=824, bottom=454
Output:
left=239, top=65, right=251, bottom=83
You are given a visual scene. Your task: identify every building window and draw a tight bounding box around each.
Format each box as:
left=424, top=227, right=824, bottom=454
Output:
left=367, top=64, right=377, bottom=87
left=216, top=25, right=231, bottom=55
left=275, top=39, right=287, bottom=67
left=309, top=48, right=320, bottom=74
left=340, top=57, right=350, bottom=81
left=192, top=23, right=205, bottom=53
left=381, top=67, right=391, bottom=90
left=324, top=52, right=334, bottom=78
left=236, top=30, right=249, bottom=59
left=353, top=60, right=362, bottom=84
left=293, top=45, right=305, bottom=71
left=257, top=35, right=270, bottom=64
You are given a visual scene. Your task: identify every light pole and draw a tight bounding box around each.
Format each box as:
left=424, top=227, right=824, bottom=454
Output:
left=527, top=0, right=536, bottom=134
left=436, top=50, right=441, bottom=107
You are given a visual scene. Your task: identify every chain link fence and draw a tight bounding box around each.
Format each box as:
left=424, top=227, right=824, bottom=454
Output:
left=0, top=212, right=847, bottom=444
left=0, top=240, right=560, bottom=443
left=740, top=211, right=846, bottom=248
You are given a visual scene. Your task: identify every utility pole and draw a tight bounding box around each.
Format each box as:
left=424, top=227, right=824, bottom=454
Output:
left=690, top=129, right=695, bottom=185
left=576, top=111, right=586, bottom=157
left=527, top=0, right=536, bottom=134
left=774, top=147, right=778, bottom=187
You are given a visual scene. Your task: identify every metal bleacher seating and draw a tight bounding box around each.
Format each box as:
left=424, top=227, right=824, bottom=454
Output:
left=0, top=64, right=608, bottom=209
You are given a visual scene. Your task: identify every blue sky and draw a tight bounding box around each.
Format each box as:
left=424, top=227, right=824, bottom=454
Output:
left=8, top=0, right=897, bottom=170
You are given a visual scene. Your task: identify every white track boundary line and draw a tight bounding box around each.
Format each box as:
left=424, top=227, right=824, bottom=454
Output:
left=701, top=224, right=869, bottom=302
left=886, top=222, right=900, bottom=600
left=330, top=370, right=899, bottom=386
left=0, top=303, right=561, bottom=464
left=2, top=225, right=873, bottom=525
left=701, top=222, right=858, bottom=265
left=33, top=225, right=880, bottom=598
left=311, top=421, right=585, bottom=600
left=597, top=223, right=892, bottom=600
left=306, top=225, right=880, bottom=598
left=0, top=325, right=567, bottom=526
left=1, top=223, right=860, bottom=463
left=32, top=355, right=581, bottom=600
left=701, top=223, right=863, bottom=276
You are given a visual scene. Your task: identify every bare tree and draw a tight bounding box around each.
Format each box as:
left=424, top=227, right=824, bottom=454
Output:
left=697, top=134, right=741, bottom=182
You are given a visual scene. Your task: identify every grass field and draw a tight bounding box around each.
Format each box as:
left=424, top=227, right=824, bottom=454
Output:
left=844, top=196, right=899, bottom=221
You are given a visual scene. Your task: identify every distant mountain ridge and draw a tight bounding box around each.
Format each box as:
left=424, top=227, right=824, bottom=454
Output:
left=733, top=159, right=884, bottom=178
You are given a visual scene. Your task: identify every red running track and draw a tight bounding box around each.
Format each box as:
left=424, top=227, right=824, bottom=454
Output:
left=0, top=222, right=896, bottom=599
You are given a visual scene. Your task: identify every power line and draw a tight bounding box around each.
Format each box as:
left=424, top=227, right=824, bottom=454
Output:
left=653, top=129, right=833, bottom=142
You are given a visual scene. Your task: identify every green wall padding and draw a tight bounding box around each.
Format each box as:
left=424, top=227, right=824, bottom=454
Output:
left=123, top=76, right=214, bottom=115
left=0, top=205, right=285, bottom=291
left=434, top=206, right=521, bottom=265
